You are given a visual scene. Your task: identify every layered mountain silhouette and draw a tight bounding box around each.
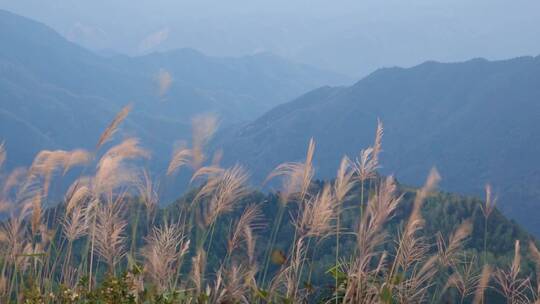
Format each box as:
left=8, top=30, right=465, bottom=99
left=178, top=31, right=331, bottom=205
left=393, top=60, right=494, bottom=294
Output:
left=0, top=9, right=349, bottom=169
left=2, top=9, right=540, bottom=236
left=215, top=56, right=540, bottom=235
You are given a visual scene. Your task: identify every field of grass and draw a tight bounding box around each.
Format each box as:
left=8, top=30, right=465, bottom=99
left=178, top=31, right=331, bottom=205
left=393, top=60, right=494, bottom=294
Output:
left=0, top=106, right=539, bottom=303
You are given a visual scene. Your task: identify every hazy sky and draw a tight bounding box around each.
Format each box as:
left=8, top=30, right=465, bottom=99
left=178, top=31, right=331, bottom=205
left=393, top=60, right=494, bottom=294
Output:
left=1, top=0, right=539, bottom=77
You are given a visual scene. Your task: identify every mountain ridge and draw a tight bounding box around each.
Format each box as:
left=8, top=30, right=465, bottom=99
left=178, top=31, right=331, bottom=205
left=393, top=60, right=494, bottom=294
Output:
left=0, top=9, right=349, bottom=170
left=214, top=54, right=540, bottom=235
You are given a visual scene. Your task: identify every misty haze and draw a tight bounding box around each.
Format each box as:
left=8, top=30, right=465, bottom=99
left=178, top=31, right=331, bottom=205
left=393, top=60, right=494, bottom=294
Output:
left=0, top=1, right=539, bottom=303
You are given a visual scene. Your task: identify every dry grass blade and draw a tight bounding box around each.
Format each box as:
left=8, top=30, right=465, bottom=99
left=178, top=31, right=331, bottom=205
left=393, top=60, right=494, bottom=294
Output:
left=190, top=165, right=224, bottom=184
left=136, top=169, right=159, bottom=216
left=94, top=138, right=150, bottom=196
left=96, top=104, right=132, bottom=149
left=227, top=204, right=264, bottom=257
left=2, top=167, right=27, bottom=199
left=191, top=248, right=207, bottom=293
left=481, top=184, right=496, bottom=218
left=191, top=114, right=218, bottom=169
left=65, top=182, right=91, bottom=214
left=167, top=145, right=192, bottom=176
left=334, top=156, right=356, bottom=203
left=443, top=256, right=480, bottom=301
left=392, top=169, right=440, bottom=294
left=62, top=205, right=89, bottom=242
left=472, top=265, right=492, bottom=304
left=343, top=176, right=401, bottom=304
left=437, top=219, right=473, bottom=266
left=295, top=183, right=336, bottom=238
left=62, top=149, right=92, bottom=175
left=494, top=240, right=532, bottom=304
left=352, top=120, right=383, bottom=183
left=142, top=222, right=190, bottom=291
left=196, top=164, right=250, bottom=227
left=30, top=191, right=42, bottom=236
left=266, top=138, right=315, bottom=204
left=28, top=149, right=90, bottom=197
left=372, top=118, right=384, bottom=165
left=0, top=217, right=26, bottom=264
left=357, top=176, right=401, bottom=257
left=94, top=202, right=127, bottom=272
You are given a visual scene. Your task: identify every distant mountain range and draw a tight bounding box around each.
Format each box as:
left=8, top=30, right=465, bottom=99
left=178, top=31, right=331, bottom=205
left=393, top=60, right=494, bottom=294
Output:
left=2, top=9, right=540, bottom=237
left=215, top=56, right=540, bottom=235
left=0, top=9, right=349, bottom=169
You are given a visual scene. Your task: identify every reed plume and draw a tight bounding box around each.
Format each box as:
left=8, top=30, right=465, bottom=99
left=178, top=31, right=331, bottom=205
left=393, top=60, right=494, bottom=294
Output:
left=62, top=205, right=89, bottom=243
left=93, top=202, right=127, bottom=273
left=494, top=240, right=532, bottom=303
left=191, top=114, right=218, bottom=169
left=30, top=191, right=42, bottom=236
left=481, top=184, right=496, bottom=264
left=195, top=164, right=250, bottom=228
left=28, top=149, right=90, bottom=197
left=167, top=144, right=193, bottom=176
left=141, top=222, right=190, bottom=291
left=94, top=138, right=150, bottom=197
left=96, top=104, right=132, bottom=149
left=266, top=138, right=315, bottom=204
left=443, top=256, right=481, bottom=303
left=295, top=183, right=336, bottom=239
left=191, top=248, right=207, bottom=294
left=437, top=219, right=473, bottom=267
left=135, top=169, right=159, bottom=217
left=472, top=265, right=492, bottom=304
left=227, top=203, right=264, bottom=258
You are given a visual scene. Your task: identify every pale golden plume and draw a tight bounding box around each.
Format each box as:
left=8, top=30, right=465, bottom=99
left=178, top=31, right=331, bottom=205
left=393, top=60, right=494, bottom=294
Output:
left=472, top=265, right=492, bottom=304
left=493, top=240, right=532, bottom=303
left=227, top=204, right=264, bottom=257
left=96, top=104, right=132, bottom=149
left=395, top=169, right=440, bottom=277
left=94, top=202, right=127, bottom=271
left=62, top=149, right=92, bottom=175
left=30, top=191, right=42, bottom=236
left=191, top=114, right=218, bottom=169
left=28, top=149, right=91, bottom=197
left=62, top=204, right=89, bottom=242
left=295, top=183, right=336, bottom=238
left=354, top=176, right=401, bottom=270
left=437, top=219, right=473, bottom=266
left=65, top=180, right=91, bottom=214
left=1, top=167, right=27, bottom=204
left=142, top=222, right=189, bottom=291
left=334, top=156, right=356, bottom=203
left=266, top=138, right=315, bottom=205
left=481, top=184, right=496, bottom=219
left=167, top=144, right=193, bottom=176
left=352, top=120, right=384, bottom=182
left=372, top=118, right=384, bottom=165
left=135, top=169, right=159, bottom=216
left=94, top=138, right=150, bottom=196
left=196, top=165, right=250, bottom=227
left=191, top=248, right=207, bottom=294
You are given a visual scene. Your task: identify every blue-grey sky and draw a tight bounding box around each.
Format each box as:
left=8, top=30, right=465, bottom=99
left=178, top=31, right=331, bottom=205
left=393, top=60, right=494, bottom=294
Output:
left=1, top=0, right=539, bottom=77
